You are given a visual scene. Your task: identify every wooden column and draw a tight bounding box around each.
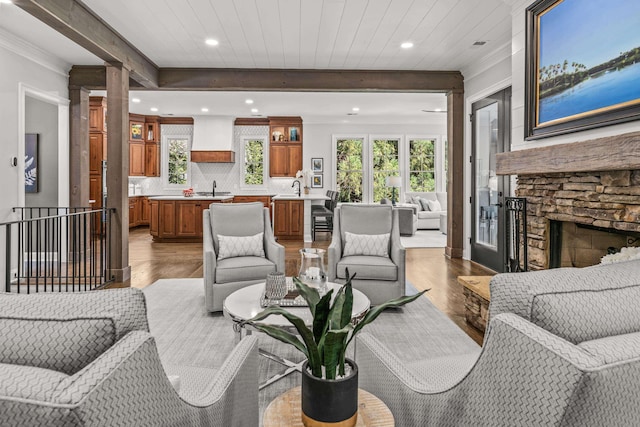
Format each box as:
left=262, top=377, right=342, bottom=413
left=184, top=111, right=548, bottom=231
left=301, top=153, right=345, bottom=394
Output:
left=446, top=89, right=464, bottom=258
left=68, top=87, right=89, bottom=207
left=106, top=64, right=131, bottom=282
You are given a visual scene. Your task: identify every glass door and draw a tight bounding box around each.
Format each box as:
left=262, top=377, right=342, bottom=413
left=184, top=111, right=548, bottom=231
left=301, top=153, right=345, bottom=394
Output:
left=471, top=88, right=511, bottom=272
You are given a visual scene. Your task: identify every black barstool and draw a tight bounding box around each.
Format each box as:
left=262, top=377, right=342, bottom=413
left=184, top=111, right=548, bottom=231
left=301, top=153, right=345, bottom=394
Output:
left=311, top=191, right=338, bottom=240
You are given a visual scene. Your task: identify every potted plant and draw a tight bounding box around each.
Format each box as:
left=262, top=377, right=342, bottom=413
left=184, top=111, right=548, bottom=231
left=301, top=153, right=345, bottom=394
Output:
left=241, top=271, right=426, bottom=426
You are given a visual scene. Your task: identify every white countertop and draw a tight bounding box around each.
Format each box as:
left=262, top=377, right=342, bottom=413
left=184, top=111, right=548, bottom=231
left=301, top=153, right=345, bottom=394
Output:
left=272, top=194, right=330, bottom=200
left=147, top=195, right=235, bottom=201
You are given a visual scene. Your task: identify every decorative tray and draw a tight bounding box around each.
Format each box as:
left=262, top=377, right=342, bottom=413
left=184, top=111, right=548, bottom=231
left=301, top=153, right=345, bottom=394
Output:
left=260, top=278, right=308, bottom=307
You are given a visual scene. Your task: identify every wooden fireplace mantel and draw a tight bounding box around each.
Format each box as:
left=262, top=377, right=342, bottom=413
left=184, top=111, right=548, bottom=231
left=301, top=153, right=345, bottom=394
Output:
left=496, top=131, right=640, bottom=175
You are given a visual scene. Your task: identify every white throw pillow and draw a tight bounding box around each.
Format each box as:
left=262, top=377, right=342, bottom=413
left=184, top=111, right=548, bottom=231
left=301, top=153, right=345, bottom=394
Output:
left=343, top=232, right=390, bottom=258
left=427, top=199, right=442, bottom=212
left=411, top=196, right=424, bottom=211
left=217, top=232, right=265, bottom=260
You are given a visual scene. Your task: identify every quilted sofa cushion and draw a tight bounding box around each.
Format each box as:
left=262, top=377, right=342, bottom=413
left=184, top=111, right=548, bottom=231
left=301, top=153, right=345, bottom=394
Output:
left=216, top=256, right=276, bottom=283
left=0, top=288, right=149, bottom=375
left=578, top=331, right=640, bottom=364
left=337, top=256, right=398, bottom=281
left=0, top=362, right=69, bottom=401
left=489, top=260, right=640, bottom=344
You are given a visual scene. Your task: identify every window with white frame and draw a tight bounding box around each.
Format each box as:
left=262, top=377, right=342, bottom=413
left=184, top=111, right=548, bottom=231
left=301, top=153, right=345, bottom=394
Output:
left=371, top=138, right=400, bottom=202
left=163, top=135, right=191, bottom=188
left=335, top=137, right=364, bottom=202
left=241, top=137, right=266, bottom=187
left=408, top=138, right=436, bottom=192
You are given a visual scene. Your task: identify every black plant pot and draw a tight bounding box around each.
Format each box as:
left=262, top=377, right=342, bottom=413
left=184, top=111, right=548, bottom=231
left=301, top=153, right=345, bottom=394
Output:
left=301, top=358, right=358, bottom=426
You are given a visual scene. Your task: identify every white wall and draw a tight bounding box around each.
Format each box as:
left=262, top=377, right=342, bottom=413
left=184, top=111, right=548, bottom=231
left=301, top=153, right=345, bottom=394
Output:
left=25, top=96, right=59, bottom=207
left=0, top=39, right=69, bottom=222
left=510, top=0, right=640, bottom=151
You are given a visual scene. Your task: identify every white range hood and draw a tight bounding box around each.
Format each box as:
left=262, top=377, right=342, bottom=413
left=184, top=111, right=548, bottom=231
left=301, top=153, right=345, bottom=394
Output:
left=191, top=116, right=235, bottom=162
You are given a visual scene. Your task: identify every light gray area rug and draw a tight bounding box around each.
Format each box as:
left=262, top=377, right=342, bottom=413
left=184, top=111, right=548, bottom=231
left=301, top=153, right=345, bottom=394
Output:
left=143, top=278, right=478, bottom=424
left=401, top=230, right=447, bottom=248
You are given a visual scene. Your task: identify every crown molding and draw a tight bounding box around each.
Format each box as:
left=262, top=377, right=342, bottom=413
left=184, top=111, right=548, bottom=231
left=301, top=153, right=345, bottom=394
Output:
left=0, top=28, right=70, bottom=77
left=461, top=41, right=512, bottom=82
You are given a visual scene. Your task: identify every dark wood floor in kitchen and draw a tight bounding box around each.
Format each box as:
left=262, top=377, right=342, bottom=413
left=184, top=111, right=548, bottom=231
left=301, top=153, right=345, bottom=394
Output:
left=119, top=227, right=494, bottom=345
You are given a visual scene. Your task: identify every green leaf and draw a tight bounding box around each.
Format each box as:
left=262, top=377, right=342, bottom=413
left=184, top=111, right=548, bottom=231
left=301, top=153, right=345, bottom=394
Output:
left=313, top=290, right=334, bottom=345
left=322, top=326, right=351, bottom=380
left=293, top=277, right=320, bottom=317
left=347, top=290, right=428, bottom=347
left=249, top=323, right=307, bottom=357
left=241, top=305, right=322, bottom=377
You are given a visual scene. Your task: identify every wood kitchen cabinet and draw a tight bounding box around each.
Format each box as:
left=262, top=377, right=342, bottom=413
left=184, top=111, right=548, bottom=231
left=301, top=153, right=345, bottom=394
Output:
left=269, top=116, right=302, bottom=177
left=233, top=195, right=273, bottom=219
left=140, top=197, right=150, bottom=225
left=128, top=197, right=138, bottom=228
left=273, top=200, right=303, bottom=239
left=129, top=142, right=145, bottom=176
left=144, top=116, right=160, bottom=177
left=89, top=97, right=106, bottom=132
left=89, top=133, right=106, bottom=174
left=151, top=198, right=232, bottom=241
left=89, top=175, right=102, bottom=208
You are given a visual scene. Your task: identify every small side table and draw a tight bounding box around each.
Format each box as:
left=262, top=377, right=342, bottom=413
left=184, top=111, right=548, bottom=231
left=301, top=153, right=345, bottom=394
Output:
left=263, top=386, right=394, bottom=427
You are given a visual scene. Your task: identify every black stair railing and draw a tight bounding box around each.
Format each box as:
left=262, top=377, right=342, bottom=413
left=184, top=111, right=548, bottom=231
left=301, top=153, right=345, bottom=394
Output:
left=1, top=207, right=114, bottom=293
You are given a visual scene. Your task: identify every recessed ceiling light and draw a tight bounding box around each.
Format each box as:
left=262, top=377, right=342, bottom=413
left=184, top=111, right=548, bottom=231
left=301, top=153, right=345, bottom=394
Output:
left=201, top=108, right=209, bottom=112
left=245, top=99, right=254, bottom=104
left=205, top=39, right=219, bottom=46
left=352, top=107, right=360, bottom=112
left=150, top=107, right=158, bottom=112
left=131, top=98, right=141, bottom=103
left=421, top=109, right=447, bottom=113
left=435, top=108, right=442, bottom=112
left=473, top=40, right=487, bottom=46
left=400, top=42, right=414, bottom=49
left=251, top=108, right=258, bottom=113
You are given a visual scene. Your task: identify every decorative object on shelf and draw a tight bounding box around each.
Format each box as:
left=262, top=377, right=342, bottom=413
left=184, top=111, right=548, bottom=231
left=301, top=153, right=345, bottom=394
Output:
left=304, top=186, right=310, bottom=195
left=311, top=157, right=323, bottom=173
left=385, top=176, right=402, bottom=205
left=182, top=188, right=194, bottom=197
left=312, top=174, right=323, bottom=188
left=25, top=133, right=39, bottom=193
left=130, top=122, right=143, bottom=140
left=525, top=0, right=640, bottom=139
left=290, top=127, right=298, bottom=141
left=298, top=248, right=328, bottom=294
left=265, top=272, right=288, bottom=299
left=241, top=271, right=426, bottom=427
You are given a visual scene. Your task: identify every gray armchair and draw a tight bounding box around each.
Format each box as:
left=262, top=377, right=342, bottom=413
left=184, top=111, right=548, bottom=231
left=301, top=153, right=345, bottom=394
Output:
left=328, top=204, right=405, bottom=305
left=203, top=202, right=284, bottom=312
left=357, top=260, right=640, bottom=426
left=0, top=288, right=259, bottom=427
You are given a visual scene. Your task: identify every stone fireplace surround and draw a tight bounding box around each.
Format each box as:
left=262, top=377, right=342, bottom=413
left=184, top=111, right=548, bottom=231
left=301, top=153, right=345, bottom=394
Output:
left=496, top=131, right=640, bottom=270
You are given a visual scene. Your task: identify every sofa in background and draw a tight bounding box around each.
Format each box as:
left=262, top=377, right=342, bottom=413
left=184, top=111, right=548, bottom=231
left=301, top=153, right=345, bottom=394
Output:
left=0, top=288, right=259, bottom=426
left=357, top=260, right=640, bottom=426
left=403, top=192, right=447, bottom=230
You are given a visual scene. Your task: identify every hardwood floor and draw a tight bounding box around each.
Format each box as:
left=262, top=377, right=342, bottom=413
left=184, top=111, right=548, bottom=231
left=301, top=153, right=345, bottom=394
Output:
left=118, top=227, right=493, bottom=345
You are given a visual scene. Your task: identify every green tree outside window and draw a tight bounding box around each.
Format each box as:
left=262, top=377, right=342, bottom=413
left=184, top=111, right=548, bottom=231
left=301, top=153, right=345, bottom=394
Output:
left=372, top=139, right=399, bottom=202
left=244, top=139, right=264, bottom=185
left=409, top=139, right=436, bottom=192
left=168, top=138, right=188, bottom=185
left=336, top=139, right=363, bottom=202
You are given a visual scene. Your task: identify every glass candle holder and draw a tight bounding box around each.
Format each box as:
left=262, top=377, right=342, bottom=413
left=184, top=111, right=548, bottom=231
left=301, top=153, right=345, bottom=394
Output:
left=265, top=272, right=287, bottom=299
left=298, top=248, right=328, bottom=294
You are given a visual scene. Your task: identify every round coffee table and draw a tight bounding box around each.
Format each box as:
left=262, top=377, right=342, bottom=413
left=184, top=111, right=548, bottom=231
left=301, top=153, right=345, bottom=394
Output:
left=223, top=281, right=370, bottom=389
left=263, top=386, right=394, bottom=427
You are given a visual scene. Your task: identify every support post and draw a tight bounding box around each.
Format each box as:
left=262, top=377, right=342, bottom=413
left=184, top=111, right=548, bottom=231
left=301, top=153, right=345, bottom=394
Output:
left=68, top=87, right=90, bottom=208
left=446, top=89, right=464, bottom=258
left=106, top=64, right=131, bottom=282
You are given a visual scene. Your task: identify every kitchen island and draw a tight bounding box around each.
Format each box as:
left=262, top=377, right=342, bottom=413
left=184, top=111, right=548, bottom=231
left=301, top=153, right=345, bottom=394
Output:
left=148, top=195, right=233, bottom=241
left=272, top=194, right=330, bottom=243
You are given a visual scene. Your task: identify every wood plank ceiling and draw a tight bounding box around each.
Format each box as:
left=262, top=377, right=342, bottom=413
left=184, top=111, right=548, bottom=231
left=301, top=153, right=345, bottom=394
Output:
left=81, top=0, right=512, bottom=71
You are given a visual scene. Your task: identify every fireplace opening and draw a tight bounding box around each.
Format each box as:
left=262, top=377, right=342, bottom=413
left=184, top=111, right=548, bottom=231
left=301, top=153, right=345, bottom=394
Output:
left=548, top=221, right=640, bottom=269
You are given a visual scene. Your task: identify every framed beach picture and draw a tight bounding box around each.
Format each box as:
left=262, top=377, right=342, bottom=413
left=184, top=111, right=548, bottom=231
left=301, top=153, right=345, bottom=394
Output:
left=25, top=133, right=38, bottom=193
left=311, top=157, right=323, bottom=173
left=312, top=174, right=323, bottom=188
left=525, top=0, right=640, bottom=139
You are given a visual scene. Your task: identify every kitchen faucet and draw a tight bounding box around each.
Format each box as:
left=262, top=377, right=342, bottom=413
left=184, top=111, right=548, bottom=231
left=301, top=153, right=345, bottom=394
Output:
left=292, top=180, right=301, bottom=197
left=212, top=180, right=216, bottom=197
